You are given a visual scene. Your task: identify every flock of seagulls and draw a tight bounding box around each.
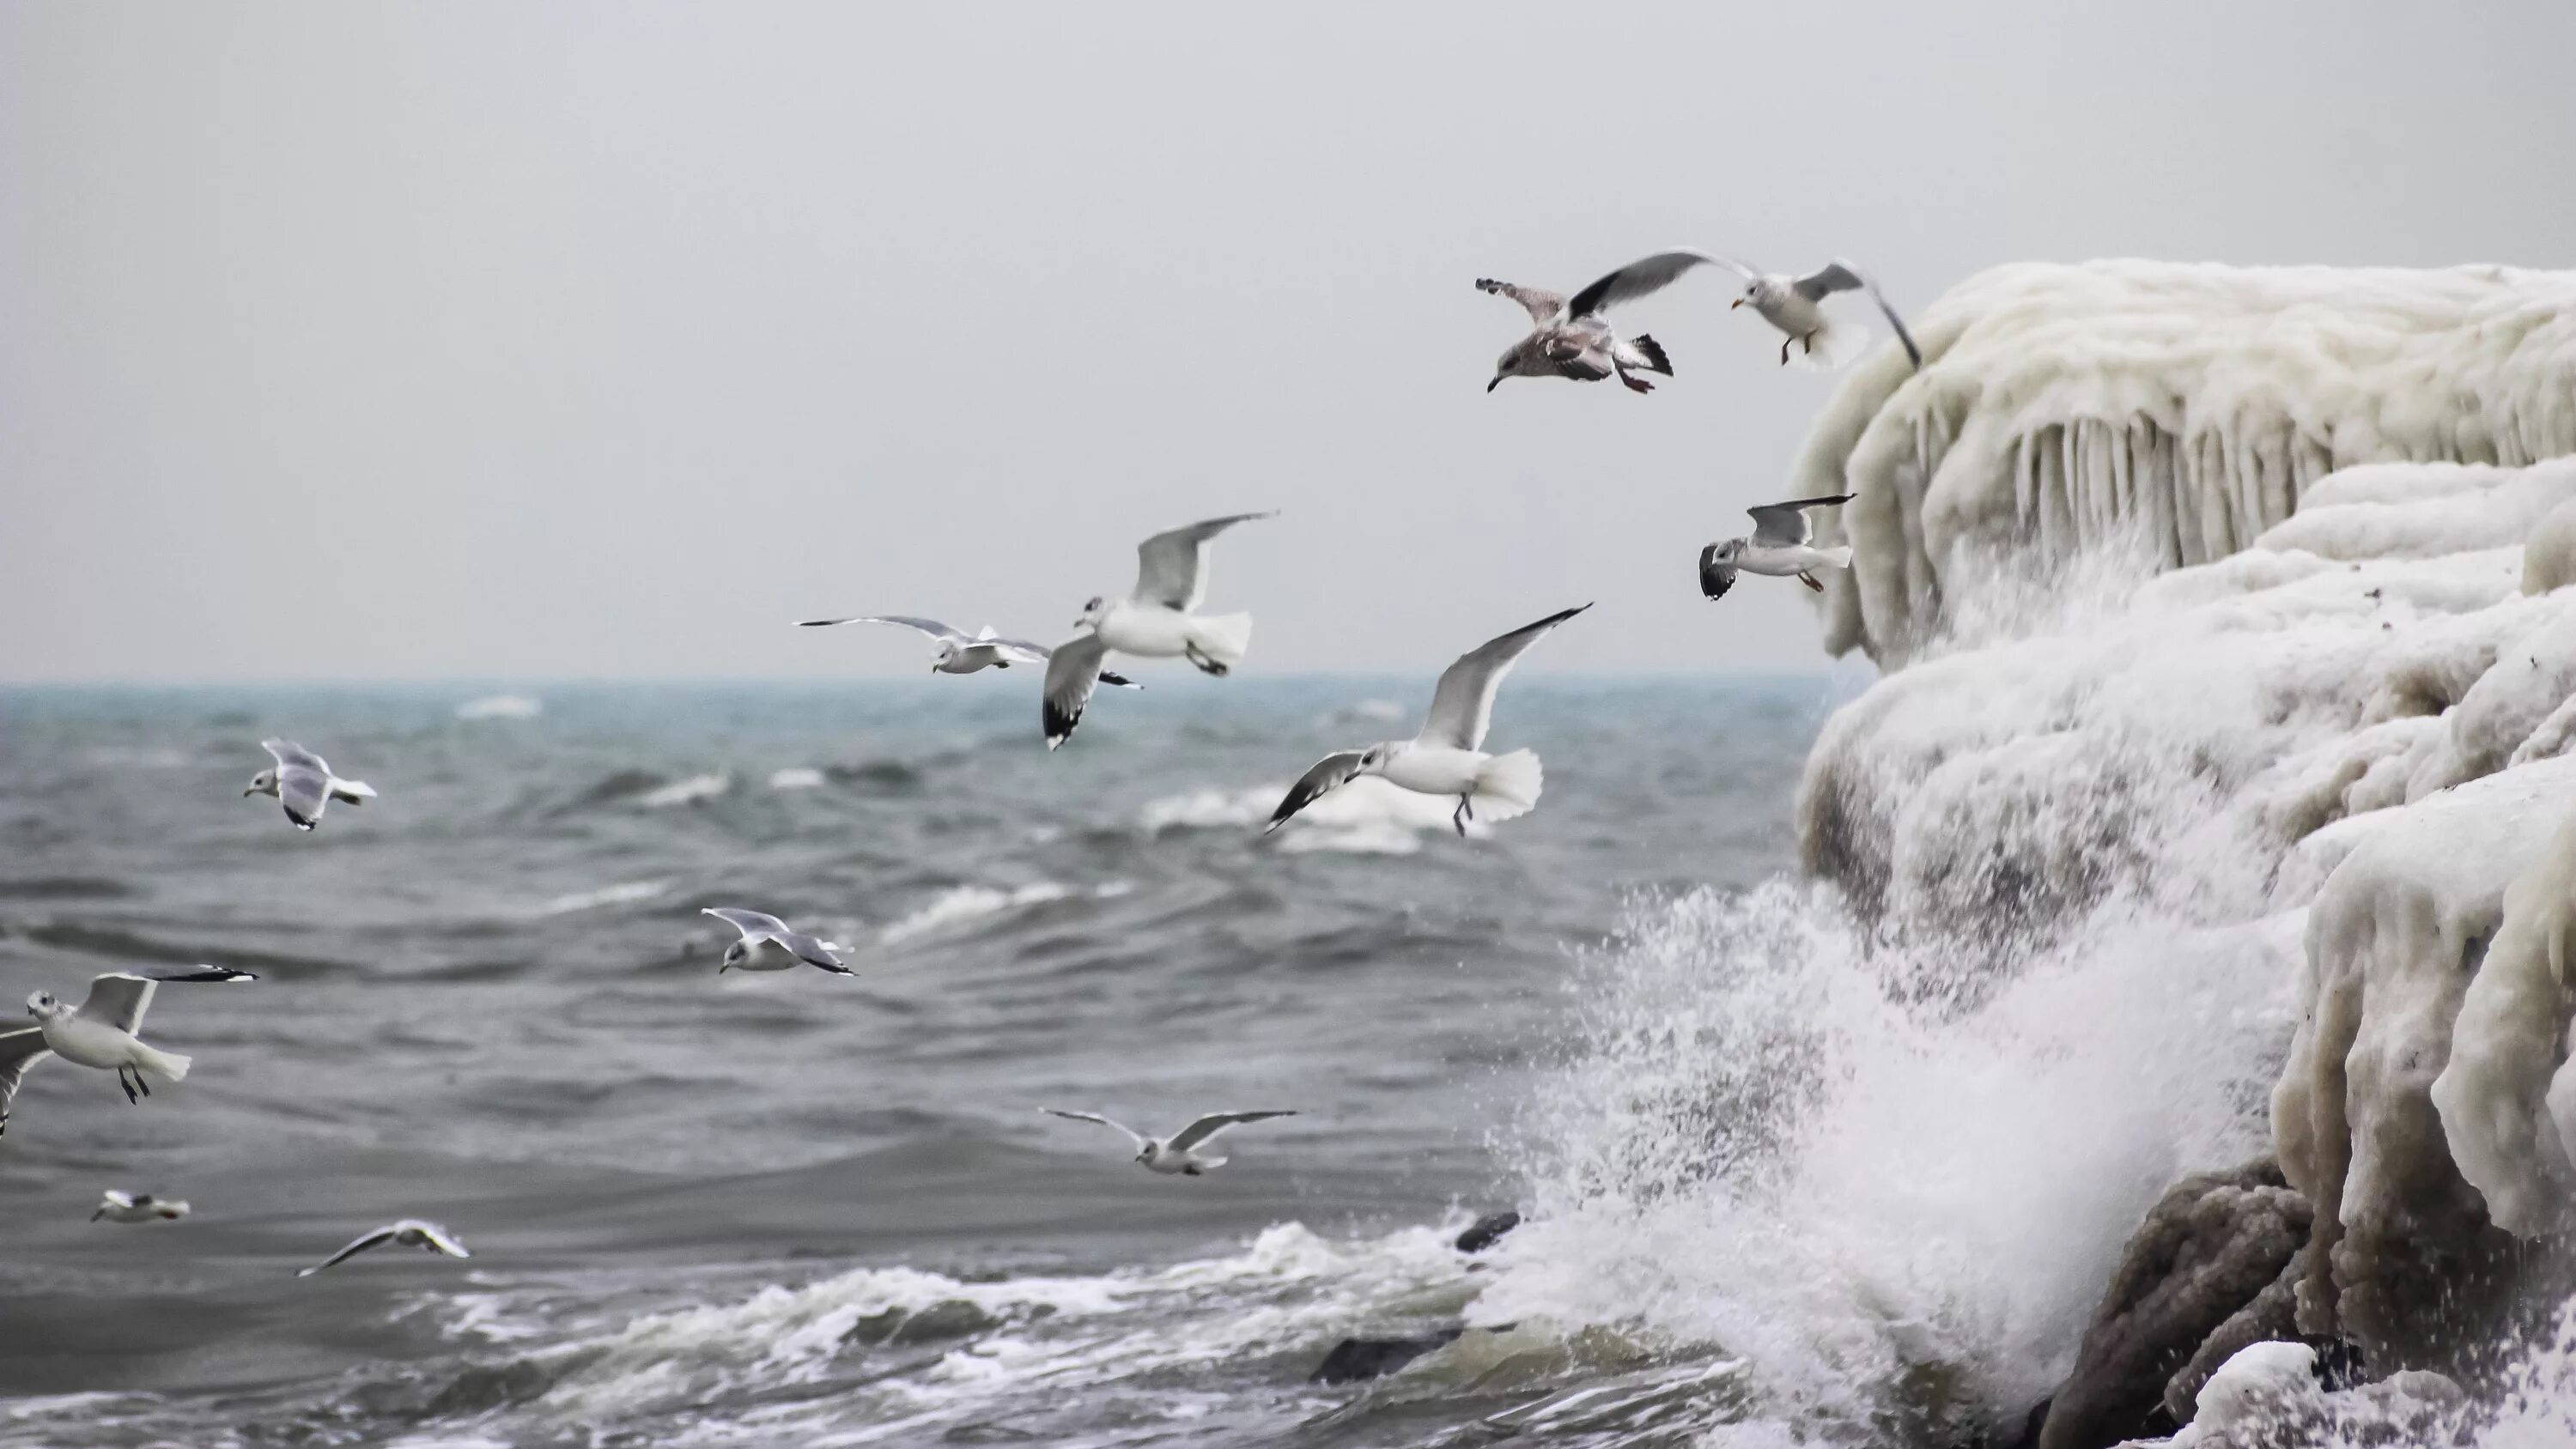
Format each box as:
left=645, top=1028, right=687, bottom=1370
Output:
left=15, top=245, right=1915, bottom=1282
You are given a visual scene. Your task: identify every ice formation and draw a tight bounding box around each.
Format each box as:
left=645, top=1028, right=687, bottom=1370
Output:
left=1718, top=262, right=2576, bottom=1437
left=1784, top=261, right=2576, bottom=663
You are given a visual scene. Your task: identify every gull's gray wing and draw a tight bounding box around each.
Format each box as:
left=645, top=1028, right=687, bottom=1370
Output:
left=775, top=928, right=851, bottom=976
left=1167, top=1110, right=1298, bottom=1154
left=1566, top=250, right=1756, bottom=319
left=0, top=1028, right=52, bottom=1138
left=1752, top=494, right=1855, bottom=550
left=1043, top=1107, right=1148, bottom=1151
left=276, top=766, right=331, bottom=830
left=76, top=966, right=255, bottom=1037
left=799, top=615, right=969, bottom=644
left=1698, top=544, right=1737, bottom=602
left=1042, top=634, right=1109, bottom=750
left=262, top=738, right=327, bottom=772
left=1748, top=494, right=1855, bottom=548
left=401, top=1220, right=471, bottom=1258
left=1792, top=261, right=1920, bottom=367
left=702, top=906, right=791, bottom=942
left=1265, top=752, right=1369, bottom=834
left=987, top=637, right=1054, bottom=665
left=1474, top=277, right=1566, bottom=324
left=1417, top=604, right=1592, bottom=753
left=1132, top=512, right=1275, bottom=612
left=298, top=1225, right=401, bottom=1276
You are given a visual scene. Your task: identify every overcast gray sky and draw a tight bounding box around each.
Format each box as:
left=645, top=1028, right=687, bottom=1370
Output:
left=4, top=1, right=2572, bottom=682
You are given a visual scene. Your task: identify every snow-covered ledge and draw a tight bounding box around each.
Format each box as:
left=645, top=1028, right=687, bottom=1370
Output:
left=1789, top=261, right=2576, bottom=663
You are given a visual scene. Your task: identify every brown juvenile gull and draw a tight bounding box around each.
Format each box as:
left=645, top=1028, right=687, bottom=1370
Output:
left=1477, top=274, right=1674, bottom=393
left=1566, top=251, right=1922, bottom=372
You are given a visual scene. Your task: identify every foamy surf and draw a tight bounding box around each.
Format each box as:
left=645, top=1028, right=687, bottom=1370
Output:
left=456, top=694, right=544, bottom=721
left=638, top=773, right=730, bottom=808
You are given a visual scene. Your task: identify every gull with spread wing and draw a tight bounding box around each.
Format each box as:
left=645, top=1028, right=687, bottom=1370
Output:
left=799, top=615, right=1136, bottom=688
left=1477, top=273, right=1674, bottom=393
left=245, top=738, right=376, bottom=831
left=1700, top=494, right=1857, bottom=599
left=702, top=907, right=853, bottom=976
left=1267, top=604, right=1589, bottom=838
left=296, top=1220, right=471, bottom=1276
left=4, top=966, right=258, bottom=1135
left=1561, top=251, right=1922, bottom=372
left=93, top=1190, right=191, bottom=1223
left=1042, top=1107, right=1298, bottom=1176
left=1045, top=512, right=1275, bottom=749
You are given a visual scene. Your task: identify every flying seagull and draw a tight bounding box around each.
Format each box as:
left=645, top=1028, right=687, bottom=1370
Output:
left=1267, top=604, right=1589, bottom=838
left=1477, top=275, right=1674, bottom=393
left=1046, top=512, right=1275, bottom=749
left=5, top=967, right=258, bottom=1135
left=799, top=615, right=1137, bottom=688
left=93, top=1190, right=191, bottom=1224
left=246, top=738, right=377, bottom=831
left=296, top=1220, right=471, bottom=1276
left=701, top=907, right=853, bottom=975
left=1561, top=251, right=1921, bottom=371
left=1701, top=494, right=1857, bottom=598
left=1041, top=1107, right=1298, bottom=1176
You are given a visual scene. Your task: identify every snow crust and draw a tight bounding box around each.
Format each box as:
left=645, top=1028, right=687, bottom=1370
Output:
left=1785, top=261, right=2576, bottom=663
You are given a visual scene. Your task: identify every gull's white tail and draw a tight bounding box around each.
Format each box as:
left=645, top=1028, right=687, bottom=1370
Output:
left=1786, top=316, right=1868, bottom=373
left=1472, top=749, right=1544, bottom=822
left=333, top=779, right=377, bottom=803
left=1186, top=613, right=1255, bottom=668
left=135, top=1045, right=191, bottom=1083
left=1814, top=544, right=1854, bottom=570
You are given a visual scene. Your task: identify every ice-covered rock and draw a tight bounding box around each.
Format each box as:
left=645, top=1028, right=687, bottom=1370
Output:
left=1783, top=261, right=2576, bottom=664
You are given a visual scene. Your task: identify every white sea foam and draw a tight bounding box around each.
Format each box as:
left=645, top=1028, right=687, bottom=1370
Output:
left=456, top=694, right=544, bottom=720
left=1141, top=775, right=1479, bottom=854
left=767, top=767, right=826, bottom=791
left=638, top=773, right=729, bottom=808
left=535, top=880, right=670, bottom=917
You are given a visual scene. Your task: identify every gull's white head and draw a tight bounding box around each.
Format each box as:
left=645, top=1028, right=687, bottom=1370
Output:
left=26, top=990, right=59, bottom=1019
left=932, top=640, right=960, bottom=672
left=1357, top=742, right=1403, bottom=774
left=245, top=767, right=279, bottom=798
left=1076, top=596, right=1109, bottom=630
left=720, top=938, right=750, bottom=973
left=1711, top=538, right=1747, bottom=563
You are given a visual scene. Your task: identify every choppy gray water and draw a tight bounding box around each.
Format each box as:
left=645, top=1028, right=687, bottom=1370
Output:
left=0, top=676, right=1827, bottom=1447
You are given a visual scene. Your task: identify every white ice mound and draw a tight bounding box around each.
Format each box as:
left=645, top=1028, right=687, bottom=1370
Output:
left=1787, top=260, right=2576, bottom=662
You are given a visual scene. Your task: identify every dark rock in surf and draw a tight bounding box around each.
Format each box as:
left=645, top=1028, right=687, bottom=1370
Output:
left=842, top=1299, right=1004, bottom=1349
left=1309, top=1329, right=1462, bottom=1385
left=1455, top=1210, right=1522, bottom=1254
left=2037, top=1158, right=2312, bottom=1449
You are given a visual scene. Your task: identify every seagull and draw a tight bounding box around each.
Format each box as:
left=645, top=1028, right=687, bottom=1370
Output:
left=1700, top=494, right=1857, bottom=598
left=799, top=615, right=1138, bottom=688
left=1041, top=1107, right=1297, bottom=1176
left=1477, top=275, right=1674, bottom=393
left=246, top=738, right=376, bottom=831
left=1045, top=512, right=1274, bottom=749
left=701, top=907, right=853, bottom=975
left=296, top=1220, right=471, bottom=1276
left=1267, top=604, right=1588, bottom=838
left=3, top=967, right=258, bottom=1135
left=1558, top=251, right=1921, bottom=371
left=93, top=1191, right=190, bottom=1224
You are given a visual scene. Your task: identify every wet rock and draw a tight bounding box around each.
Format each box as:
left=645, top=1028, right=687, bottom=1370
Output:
left=2160, top=1259, right=2301, bottom=1422
left=841, top=1298, right=1003, bottom=1348
left=2038, top=1159, right=2312, bottom=1449
left=1309, top=1329, right=1462, bottom=1385
left=1455, top=1210, right=1522, bottom=1254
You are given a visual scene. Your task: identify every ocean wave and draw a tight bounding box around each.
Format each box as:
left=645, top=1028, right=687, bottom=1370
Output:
left=879, top=882, right=1094, bottom=944
left=534, top=880, right=671, bottom=917
left=457, top=694, right=544, bottom=720
left=1140, top=776, right=1477, bottom=854
left=766, top=767, right=826, bottom=791
left=638, top=773, right=730, bottom=809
